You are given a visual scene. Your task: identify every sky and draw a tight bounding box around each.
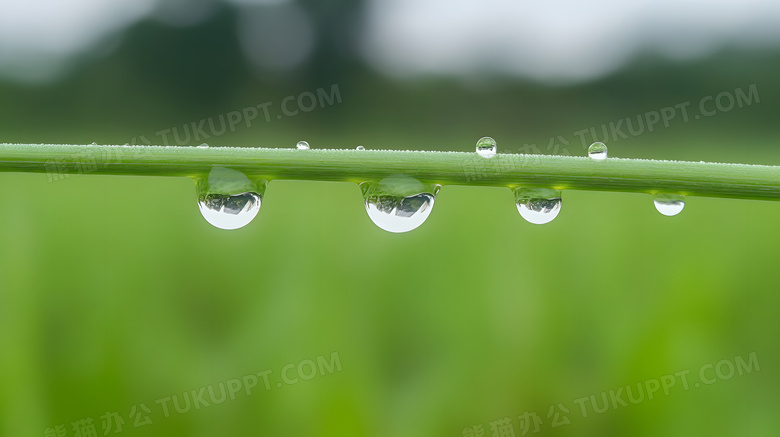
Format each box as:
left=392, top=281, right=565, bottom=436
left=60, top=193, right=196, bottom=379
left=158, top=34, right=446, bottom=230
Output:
left=1, top=0, right=780, bottom=83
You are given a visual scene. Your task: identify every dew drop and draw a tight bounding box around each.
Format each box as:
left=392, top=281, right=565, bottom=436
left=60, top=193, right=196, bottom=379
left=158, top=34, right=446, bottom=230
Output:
left=588, top=142, right=608, bottom=161
left=476, top=136, right=497, bottom=159
left=356, top=145, right=365, bottom=151
left=513, top=187, right=562, bottom=224
left=296, top=141, right=310, bottom=150
left=198, top=193, right=261, bottom=230
left=653, top=194, right=685, bottom=216
left=197, top=143, right=209, bottom=149
left=195, top=167, right=267, bottom=230
left=360, top=175, right=440, bottom=233
left=91, top=142, right=98, bottom=146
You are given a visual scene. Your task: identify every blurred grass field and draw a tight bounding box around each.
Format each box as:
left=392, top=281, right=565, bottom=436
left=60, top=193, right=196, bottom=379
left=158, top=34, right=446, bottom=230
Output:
left=1, top=133, right=779, bottom=436
left=1, top=8, right=780, bottom=435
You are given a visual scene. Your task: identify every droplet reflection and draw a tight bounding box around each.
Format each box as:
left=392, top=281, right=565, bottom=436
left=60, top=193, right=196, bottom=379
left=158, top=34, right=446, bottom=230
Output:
left=195, top=167, right=267, bottom=230
left=513, top=187, right=562, bottom=224
left=361, top=175, right=440, bottom=233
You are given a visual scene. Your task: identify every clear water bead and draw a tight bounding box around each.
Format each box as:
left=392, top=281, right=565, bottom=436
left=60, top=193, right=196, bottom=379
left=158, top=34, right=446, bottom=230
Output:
left=513, top=188, right=562, bottom=224
left=296, top=141, right=310, bottom=150
left=197, top=143, right=209, bottom=148
left=198, top=193, right=262, bottom=230
left=476, top=137, right=497, bottom=159
left=653, top=194, right=685, bottom=216
left=361, top=175, right=440, bottom=233
left=588, top=142, right=608, bottom=161
left=196, top=167, right=267, bottom=230
left=356, top=145, right=365, bottom=151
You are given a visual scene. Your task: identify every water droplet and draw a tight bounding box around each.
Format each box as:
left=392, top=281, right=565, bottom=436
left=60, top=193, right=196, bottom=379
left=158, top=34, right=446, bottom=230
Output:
left=196, top=167, right=267, bottom=230
left=653, top=194, right=685, bottom=216
left=513, top=188, right=562, bottom=224
left=476, top=136, right=497, bottom=159
left=197, top=143, right=209, bottom=148
left=296, top=141, right=310, bottom=150
left=588, top=142, right=608, bottom=161
left=360, top=175, right=440, bottom=233
left=91, top=142, right=98, bottom=146
left=356, top=145, right=365, bottom=151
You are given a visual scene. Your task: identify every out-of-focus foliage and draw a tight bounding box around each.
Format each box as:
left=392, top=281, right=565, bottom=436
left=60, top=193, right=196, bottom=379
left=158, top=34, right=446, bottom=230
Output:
left=1, top=4, right=779, bottom=436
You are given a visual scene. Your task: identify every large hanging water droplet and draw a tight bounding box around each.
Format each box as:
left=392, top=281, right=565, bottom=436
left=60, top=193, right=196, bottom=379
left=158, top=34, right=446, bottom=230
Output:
left=195, top=167, right=267, bottom=230
left=588, top=142, right=608, bottom=161
left=296, top=141, right=310, bottom=150
left=513, top=187, right=562, bottom=224
left=653, top=194, right=685, bottom=216
left=361, top=175, right=440, bottom=233
left=476, top=136, right=497, bottom=159
left=198, top=193, right=262, bottom=230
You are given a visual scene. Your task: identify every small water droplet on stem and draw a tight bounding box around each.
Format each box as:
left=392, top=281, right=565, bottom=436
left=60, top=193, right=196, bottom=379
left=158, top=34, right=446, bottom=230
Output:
left=476, top=137, right=497, bottom=159
left=296, top=141, right=310, bottom=150
left=588, top=142, right=608, bottom=161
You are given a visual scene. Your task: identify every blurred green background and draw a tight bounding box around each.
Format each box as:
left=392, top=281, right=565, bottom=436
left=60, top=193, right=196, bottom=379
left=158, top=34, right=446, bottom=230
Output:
left=1, top=1, right=779, bottom=436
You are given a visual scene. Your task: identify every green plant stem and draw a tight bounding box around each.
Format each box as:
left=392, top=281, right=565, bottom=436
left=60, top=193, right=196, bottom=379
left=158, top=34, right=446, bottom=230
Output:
left=1, top=143, right=779, bottom=200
